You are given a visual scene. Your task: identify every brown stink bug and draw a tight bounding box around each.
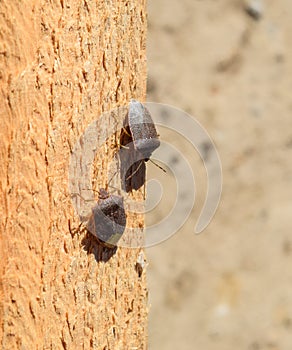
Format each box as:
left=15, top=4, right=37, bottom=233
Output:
left=120, top=100, right=165, bottom=192
left=87, top=188, right=127, bottom=247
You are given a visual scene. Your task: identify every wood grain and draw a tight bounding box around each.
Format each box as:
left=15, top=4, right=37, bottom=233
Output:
left=0, top=0, right=148, bottom=348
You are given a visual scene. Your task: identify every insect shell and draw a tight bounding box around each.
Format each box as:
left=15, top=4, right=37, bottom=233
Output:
left=87, top=188, right=126, bottom=247
left=127, top=99, right=160, bottom=161
left=119, top=100, right=161, bottom=191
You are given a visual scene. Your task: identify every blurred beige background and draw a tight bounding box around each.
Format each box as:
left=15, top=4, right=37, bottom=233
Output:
left=145, top=0, right=292, bottom=349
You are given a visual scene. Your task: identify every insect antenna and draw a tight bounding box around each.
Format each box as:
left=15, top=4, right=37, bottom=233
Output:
left=149, top=159, right=166, bottom=173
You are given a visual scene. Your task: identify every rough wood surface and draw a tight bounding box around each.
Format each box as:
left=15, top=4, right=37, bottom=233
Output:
left=0, top=1, right=148, bottom=349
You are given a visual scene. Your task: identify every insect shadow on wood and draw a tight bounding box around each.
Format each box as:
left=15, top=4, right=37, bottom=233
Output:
left=119, top=99, right=162, bottom=192
left=81, top=233, right=117, bottom=262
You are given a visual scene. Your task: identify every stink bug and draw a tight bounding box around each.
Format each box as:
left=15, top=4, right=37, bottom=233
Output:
left=119, top=100, right=164, bottom=192
left=127, top=99, right=160, bottom=160
left=87, top=188, right=127, bottom=247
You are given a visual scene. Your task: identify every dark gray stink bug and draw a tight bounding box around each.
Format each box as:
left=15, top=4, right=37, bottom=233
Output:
left=87, top=188, right=127, bottom=247
left=120, top=100, right=164, bottom=192
left=128, top=99, right=160, bottom=160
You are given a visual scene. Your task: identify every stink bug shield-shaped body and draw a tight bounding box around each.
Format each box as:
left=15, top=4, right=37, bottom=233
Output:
left=128, top=99, right=160, bottom=160
left=120, top=100, right=161, bottom=192
left=87, top=189, right=126, bottom=247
